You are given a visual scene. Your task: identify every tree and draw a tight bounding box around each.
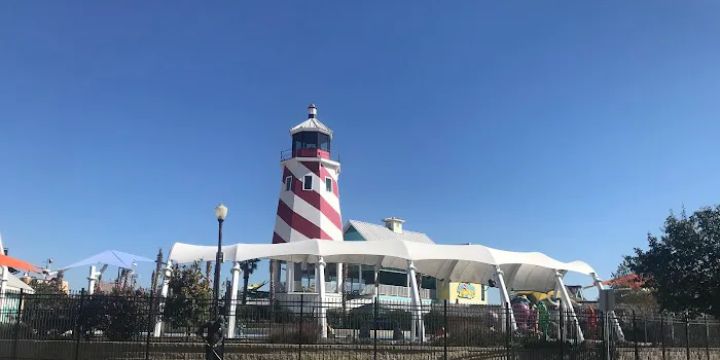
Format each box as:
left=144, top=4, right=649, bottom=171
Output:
left=627, top=206, right=720, bottom=317
left=609, top=259, right=657, bottom=314
left=82, top=288, right=148, bottom=341
left=23, top=279, right=74, bottom=337
left=240, top=259, right=260, bottom=305
left=163, top=262, right=212, bottom=331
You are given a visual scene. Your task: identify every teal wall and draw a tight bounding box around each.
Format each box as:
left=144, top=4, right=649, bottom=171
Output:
left=344, top=225, right=366, bottom=241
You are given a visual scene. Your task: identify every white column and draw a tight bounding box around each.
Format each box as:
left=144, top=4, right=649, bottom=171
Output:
left=373, top=265, right=380, bottom=301
left=0, top=234, right=7, bottom=299
left=495, top=267, right=517, bottom=331
left=0, top=234, right=8, bottom=322
left=87, top=265, right=98, bottom=295
left=227, top=261, right=241, bottom=338
left=0, top=266, right=8, bottom=316
left=555, top=271, right=584, bottom=343
left=591, top=272, right=625, bottom=341
left=317, top=256, right=327, bottom=339
left=0, top=266, right=7, bottom=297
left=153, top=260, right=172, bottom=337
left=336, top=263, right=343, bottom=294
left=407, top=260, right=424, bottom=342
left=407, top=270, right=415, bottom=341
left=286, top=261, right=294, bottom=292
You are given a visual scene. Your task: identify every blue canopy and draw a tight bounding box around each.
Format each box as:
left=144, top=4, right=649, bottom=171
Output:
left=62, top=250, right=153, bottom=270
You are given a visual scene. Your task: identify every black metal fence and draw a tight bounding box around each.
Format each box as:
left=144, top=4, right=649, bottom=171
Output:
left=1, top=290, right=718, bottom=360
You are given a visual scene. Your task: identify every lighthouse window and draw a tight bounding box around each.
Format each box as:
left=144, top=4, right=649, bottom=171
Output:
left=318, top=133, right=331, bottom=152
left=325, top=177, right=333, bottom=192
left=303, top=175, right=313, bottom=190
left=292, top=131, right=330, bottom=152
left=285, top=177, right=292, bottom=191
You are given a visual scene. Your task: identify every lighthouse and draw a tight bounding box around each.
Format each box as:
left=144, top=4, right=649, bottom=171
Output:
left=270, top=104, right=343, bottom=294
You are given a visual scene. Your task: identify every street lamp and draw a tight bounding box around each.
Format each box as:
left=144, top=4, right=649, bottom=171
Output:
left=200, top=203, right=228, bottom=360
left=213, top=203, right=228, bottom=317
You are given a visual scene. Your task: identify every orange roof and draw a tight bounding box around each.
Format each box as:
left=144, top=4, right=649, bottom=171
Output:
left=604, top=273, right=645, bottom=289
left=0, top=253, right=40, bottom=273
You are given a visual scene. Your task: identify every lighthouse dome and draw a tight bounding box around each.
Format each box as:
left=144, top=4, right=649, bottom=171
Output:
left=290, top=104, right=333, bottom=139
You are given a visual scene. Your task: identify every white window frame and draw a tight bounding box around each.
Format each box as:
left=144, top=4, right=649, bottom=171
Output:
left=285, top=176, right=292, bottom=191
left=325, top=177, right=333, bottom=192
left=303, top=175, right=313, bottom=191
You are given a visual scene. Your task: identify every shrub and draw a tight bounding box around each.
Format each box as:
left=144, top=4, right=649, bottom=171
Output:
left=328, top=304, right=411, bottom=330
left=235, top=302, right=296, bottom=324
left=81, top=288, right=149, bottom=341
left=21, top=293, right=76, bottom=338
left=268, top=322, right=321, bottom=344
left=0, top=322, right=34, bottom=338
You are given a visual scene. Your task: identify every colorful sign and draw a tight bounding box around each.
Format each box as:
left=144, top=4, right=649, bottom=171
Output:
left=456, top=283, right=476, bottom=299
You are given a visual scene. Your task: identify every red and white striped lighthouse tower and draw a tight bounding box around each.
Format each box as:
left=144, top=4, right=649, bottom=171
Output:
left=272, top=104, right=343, bottom=243
left=270, top=104, right=343, bottom=294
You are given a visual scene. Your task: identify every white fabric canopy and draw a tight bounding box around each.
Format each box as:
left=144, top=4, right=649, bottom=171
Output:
left=168, top=239, right=596, bottom=291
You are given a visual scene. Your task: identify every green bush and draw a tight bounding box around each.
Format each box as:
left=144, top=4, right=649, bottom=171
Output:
left=81, top=288, right=149, bottom=341
left=268, top=322, right=320, bottom=344
left=424, top=308, right=504, bottom=347
left=235, top=302, right=297, bottom=324
left=21, top=294, right=76, bottom=338
left=0, top=322, right=34, bottom=338
left=327, top=305, right=411, bottom=330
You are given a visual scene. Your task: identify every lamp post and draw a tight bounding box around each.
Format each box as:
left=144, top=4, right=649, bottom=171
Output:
left=200, top=203, right=228, bottom=360
left=213, top=203, right=227, bottom=316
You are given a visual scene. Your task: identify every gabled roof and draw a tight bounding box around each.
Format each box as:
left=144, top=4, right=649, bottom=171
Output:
left=6, top=272, right=34, bottom=293
left=290, top=118, right=333, bottom=138
left=344, top=220, right=435, bottom=244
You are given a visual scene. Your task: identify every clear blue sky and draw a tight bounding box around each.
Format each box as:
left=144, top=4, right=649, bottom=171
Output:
left=2, top=1, right=719, bottom=293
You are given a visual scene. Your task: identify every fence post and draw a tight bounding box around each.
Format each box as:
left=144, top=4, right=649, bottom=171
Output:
left=74, top=289, right=86, bottom=360
left=560, top=299, right=564, bottom=360
left=573, top=308, right=578, bottom=360
left=373, top=297, right=378, bottom=360
left=505, top=302, right=511, bottom=360
left=633, top=311, right=639, bottom=360
left=298, top=294, right=303, bottom=360
left=705, top=315, right=710, bottom=360
left=145, top=289, right=155, bottom=360
left=443, top=300, right=448, bottom=360
left=11, top=289, right=24, bottom=360
left=599, top=311, right=605, bottom=360
left=660, top=316, right=665, bottom=360
left=684, top=314, right=690, bottom=360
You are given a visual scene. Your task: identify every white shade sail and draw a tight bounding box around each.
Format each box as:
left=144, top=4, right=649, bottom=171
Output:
left=168, top=239, right=596, bottom=291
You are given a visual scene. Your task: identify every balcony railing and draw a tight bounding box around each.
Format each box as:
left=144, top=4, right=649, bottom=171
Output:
left=280, top=149, right=339, bottom=162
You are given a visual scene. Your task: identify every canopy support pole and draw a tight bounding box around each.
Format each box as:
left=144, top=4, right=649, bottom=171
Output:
left=373, top=264, right=380, bottom=301
left=227, top=261, right=241, bottom=338
left=153, top=260, right=172, bottom=337
left=87, top=265, right=98, bottom=295
left=286, top=261, right=294, bottom=292
left=317, top=256, right=327, bottom=339
left=0, top=267, right=6, bottom=295
left=591, top=272, right=625, bottom=341
left=336, top=263, right=343, bottom=294
left=0, top=234, right=6, bottom=300
left=555, top=271, right=584, bottom=343
left=495, top=267, right=517, bottom=331
left=407, top=260, right=424, bottom=342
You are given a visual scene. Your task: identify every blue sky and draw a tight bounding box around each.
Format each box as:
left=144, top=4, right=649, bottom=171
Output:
left=1, top=1, right=719, bottom=295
